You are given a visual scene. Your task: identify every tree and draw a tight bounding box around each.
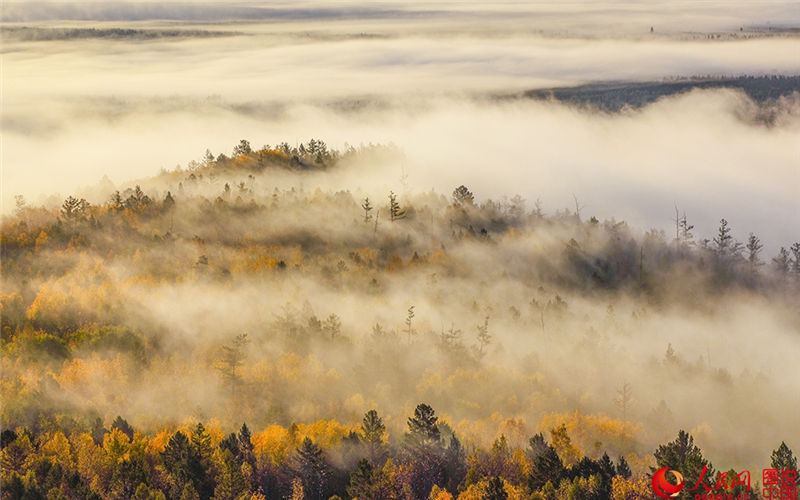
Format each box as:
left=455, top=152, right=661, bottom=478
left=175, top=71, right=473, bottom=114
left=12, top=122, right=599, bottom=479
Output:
left=214, top=447, right=250, bottom=500
left=13, top=194, right=26, bottom=218
left=439, top=324, right=463, bottom=354
left=163, top=191, right=176, bottom=211
left=528, top=434, right=549, bottom=461
left=791, top=243, right=800, bottom=275
left=611, top=474, right=651, bottom=500
left=773, top=247, right=791, bottom=274
left=347, top=458, right=376, bottom=499
left=746, top=233, right=763, bottom=267
left=162, top=431, right=209, bottom=499
left=203, top=149, right=215, bottom=166
left=109, top=191, right=124, bottom=212
left=233, top=139, right=252, bottom=156
left=615, top=456, right=632, bottom=479
left=346, top=458, right=399, bottom=500
left=550, top=425, right=581, bottom=467
left=712, top=219, right=737, bottom=256
left=598, top=453, right=618, bottom=497
left=674, top=207, right=694, bottom=247
left=770, top=442, right=797, bottom=470
left=528, top=443, right=564, bottom=492
left=323, top=314, right=342, bottom=341
left=361, top=197, right=374, bottom=223
left=125, top=185, right=152, bottom=211
left=572, top=194, right=585, bottom=222
left=293, top=438, right=331, bottom=500
left=679, top=214, right=694, bottom=245
left=403, top=404, right=445, bottom=499
left=614, top=382, right=633, bottom=421
left=388, top=191, right=406, bottom=221
left=653, top=430, right=715, bottom=499
left=443, top=435, right=467, bottom=493
left=218, top=333, right=249, bottom=395
left=111, top=416, right=135, bottom=440
left=408, top=403, right=440, bottom=443
left=237, top=423, right=256, bottom=467
left=361, top=410, right=388, bottom=466
left=485, top=476, right=508, bottom=500
left=473, top=316, right=491, bottom=359
left=405, top=306, right=415, bottom=344
left=61, top=196, right=89, bottom=220
left=452, top=185, right=475, bottom=207
left=191, top=423, right=212, bottom=458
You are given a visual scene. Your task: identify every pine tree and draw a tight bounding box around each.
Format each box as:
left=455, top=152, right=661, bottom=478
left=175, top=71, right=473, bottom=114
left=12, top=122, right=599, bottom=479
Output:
left=713, top=219, right=737, bottom=256
left=403, top=404, right=445, bottom=499
left=214, top=448, right=249, bottom=500
left=653, top=430, right=715, bottom=499
left=203, top=149, right=215, bottom=166
left=616, top=456, right=632, bottom=479
left=233, top=139, right=252, bottom=156
left=238, top=423, right=255, bottom=467
left=388, top=191, right=406, bottom=221
left=346, top=459, right=375, bottom=500
left=109, top=191, right=124, bottom=212
left=361, top=410, right=388, bottom=466
left=791, top=243, right=800, bottom=275
left=452, top=185, right=475, bottom=207
left=162, top=431, right=208, bottom=498
left=407, top=403, right=440, bottom=443
left=323, top=314, right=342, bottom=341
left=61, top=196, right=89, bottom=220
left=163, top=191, right=176, bottom=211
left=443, top=435, right=467, bottom=493
left=770, top=442, right=798, bottom=470
left=218, top=333, right=249, bottom=395
left=598, top=453, right=617, bottom=497
left=679, top=215, right=694, bottom=244
left=746, top=233, right=763, bottom=267
left=485, top=476, right=508, bottom=500
left=773, top=247, right=791, bottom=274
left=405, top=306, right=415, bottom=344
left=614, top=382, right=633, bottom=421
left=294, top=438, right=330, bottom=500
left=474, top=316, right=491, bottom=359
left=361, top=197, right=374, bottom=222
left=528, top=444, right=564, bottom=492
left=528, top=433, right=549, bottom=459
left=111, top=416, right=134, bottom=440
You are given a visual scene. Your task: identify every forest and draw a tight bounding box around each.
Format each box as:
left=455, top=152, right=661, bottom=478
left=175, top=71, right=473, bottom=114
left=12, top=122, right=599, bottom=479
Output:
left=520, top=76, right=800, bottom=114
left=1, top=139, right=798, bottom=499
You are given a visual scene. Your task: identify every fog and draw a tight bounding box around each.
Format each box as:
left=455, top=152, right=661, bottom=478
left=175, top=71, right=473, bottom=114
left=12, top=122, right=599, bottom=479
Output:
left=1, top=0, right=799, bottom=488
left=3, top=5, right=799, bottom=251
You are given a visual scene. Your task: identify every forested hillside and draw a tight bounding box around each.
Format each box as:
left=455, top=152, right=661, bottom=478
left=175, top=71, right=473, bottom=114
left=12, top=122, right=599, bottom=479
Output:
left=1, top=140, right=798, bottom=500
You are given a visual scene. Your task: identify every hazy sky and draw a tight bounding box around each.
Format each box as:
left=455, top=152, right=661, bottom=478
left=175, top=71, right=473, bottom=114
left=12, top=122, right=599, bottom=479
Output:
left=2, top=1, right=799, bottom=250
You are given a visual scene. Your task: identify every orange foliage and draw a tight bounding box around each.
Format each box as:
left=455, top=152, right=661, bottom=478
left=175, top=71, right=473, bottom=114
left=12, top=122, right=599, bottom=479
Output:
left=537, top=410, right=640, bottom=458
left=147, top=429, right=172, bottom=456
left=39, top=431, right=74, bottom=470
left=70, top=432, right=107, bottom=485
left=103, top=428, right=131, bottom=464
left=34, top=230, right=48, bottom=249
left=611, top=475, right=655, bottom=500
left=54, top=355, right=126, bottom=399
left=232, top=255, right=280, bottom=275
left=252, top=425, right=293, bottom=465
left=292, top=419, right=352, bottom=449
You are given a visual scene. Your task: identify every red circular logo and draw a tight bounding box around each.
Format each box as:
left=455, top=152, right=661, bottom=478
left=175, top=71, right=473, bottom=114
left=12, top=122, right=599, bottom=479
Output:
left=652, top=467, right=685, bottom=499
